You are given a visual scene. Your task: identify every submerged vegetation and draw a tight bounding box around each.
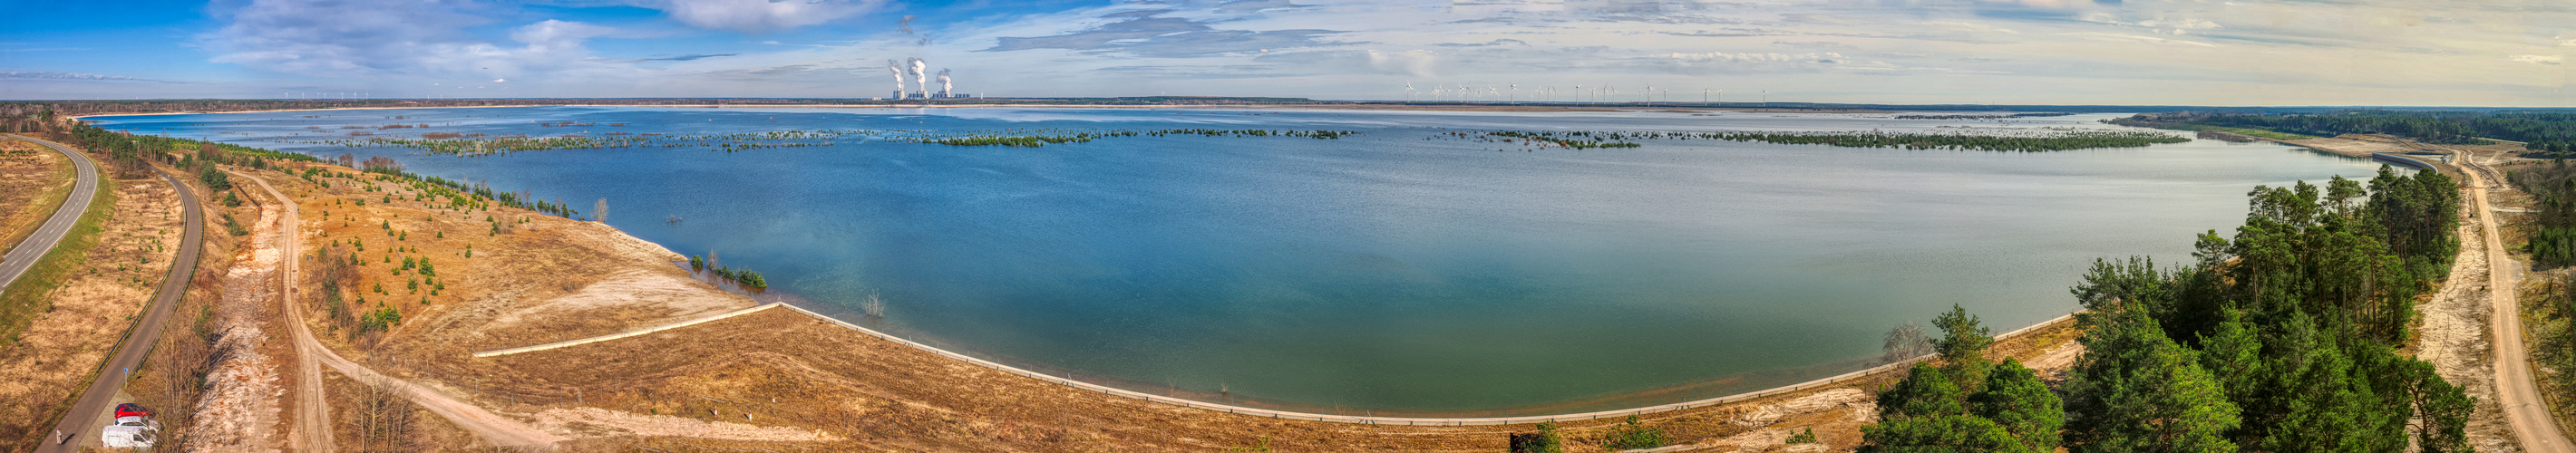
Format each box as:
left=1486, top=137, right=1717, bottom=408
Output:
left=1463, top=130, right=2188, bottom=152
left=1865, top=166, right=2474, bottom=451
left=688, top=254, right=767, bottom=292
left=276, top=127, right=1360, bottom=155
left=928, top=129, right=1356, bottom=147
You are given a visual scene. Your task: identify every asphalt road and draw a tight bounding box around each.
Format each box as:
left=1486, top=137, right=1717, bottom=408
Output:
left=0, top=134, right=100, bottom=294
left=37, top=159, right=203, bottom=452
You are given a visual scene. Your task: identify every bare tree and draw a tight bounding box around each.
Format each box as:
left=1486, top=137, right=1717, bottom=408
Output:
left=348, top=374, right=418, bottom=452
left=593, top=198, right=608, bottom=224
left=862, top=290, right=886, bottom=318
left=1881, top=321, right=1933, bottom=365
left=147, top=324, right=213, bottom=449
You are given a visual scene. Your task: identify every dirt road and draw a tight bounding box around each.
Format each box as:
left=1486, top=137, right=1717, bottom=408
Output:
left=237, top=170, right=569, bottom=450
left=232, top=169, right=333, bottom=453
left=2455, top=147, right=2574, bottom=453
left=38, top=164, right=199, bottom=453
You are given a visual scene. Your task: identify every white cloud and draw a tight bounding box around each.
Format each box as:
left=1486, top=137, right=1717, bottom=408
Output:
left=0, top=71, right=168, bottom=82
left=203, top=0, right=627, bottom=83
left=640, top=0, right=885, bottom=34
left=2511, top=54, right=2563, bottom=65
left=2063, top=33, right=2218, bottom=48
left=1664, top=52, right=1844, bottom=63
left=2135, top=19, right=2221, bottom=30
left=1366, top=49, right=1438, bottom=77
left=1923, top=22, right=2017, bottom=34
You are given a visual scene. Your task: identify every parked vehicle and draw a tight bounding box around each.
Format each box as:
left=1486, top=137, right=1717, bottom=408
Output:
left=101, top=403, right=159, bottom=448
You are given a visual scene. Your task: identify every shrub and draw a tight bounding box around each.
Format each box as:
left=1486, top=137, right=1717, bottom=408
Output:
left=1599, top=415, right=1667, bottom=449
left=1510, top=422, right=1564, bottom=453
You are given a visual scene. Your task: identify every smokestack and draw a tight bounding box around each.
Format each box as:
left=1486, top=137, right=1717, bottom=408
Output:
left=909, top=58, right=928, bottom=97
left=886, top=59, right=907, bottom=99
left=937, top=69, right=952, bottom=96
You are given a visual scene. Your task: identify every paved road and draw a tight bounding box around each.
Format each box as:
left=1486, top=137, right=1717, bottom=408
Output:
left=233, top=169, right=335, bottom=453
left=0, top=134, right=100, bottom=294
left=37, top=158, right=203, bottom=452
left=238, top=169, right=566, bottom=450
left=2457, top=148, right=2576, bottom=453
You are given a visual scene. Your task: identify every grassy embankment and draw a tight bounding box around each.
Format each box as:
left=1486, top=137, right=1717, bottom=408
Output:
left=0, top=175, right=111, bottom=346
left=0, top=175, right=113, bottom=450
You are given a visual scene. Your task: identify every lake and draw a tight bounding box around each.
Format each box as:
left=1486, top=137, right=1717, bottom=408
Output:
left=91, top=107, right=2398, bottom=416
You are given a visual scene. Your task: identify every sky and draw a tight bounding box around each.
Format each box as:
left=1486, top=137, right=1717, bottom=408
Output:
left=0, top=0, right=2571, bottom=106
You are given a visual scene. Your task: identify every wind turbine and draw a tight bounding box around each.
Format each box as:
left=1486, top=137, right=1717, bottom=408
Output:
left=1509, top=84, right=1518, bottom=102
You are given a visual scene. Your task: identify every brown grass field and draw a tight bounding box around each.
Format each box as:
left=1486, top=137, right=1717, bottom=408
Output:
left=0, top=138, right=73, bottom=258
left=0, top=165, right=187, bottom=450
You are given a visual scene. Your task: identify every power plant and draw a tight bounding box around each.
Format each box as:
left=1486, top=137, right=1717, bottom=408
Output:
left=883, top=58, right=971, bottom=100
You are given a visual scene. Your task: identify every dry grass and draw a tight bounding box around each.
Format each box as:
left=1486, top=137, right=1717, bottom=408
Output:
left=0, top=169, right=187, bottom=450
left=444, top=307, right=2080, bottom=452
left=0, top=138, right=72, bottom=258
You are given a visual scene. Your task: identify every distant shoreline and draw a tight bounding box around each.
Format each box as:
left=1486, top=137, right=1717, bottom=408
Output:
left=69, top=102, right=1900, bottom=120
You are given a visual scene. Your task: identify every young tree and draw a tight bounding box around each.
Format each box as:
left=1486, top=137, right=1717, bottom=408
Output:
left=1933, top=304, right=1994, bottom=393
left=1860, top=415, right=2031, bottom=453
left=1876, top=363, right=1966, bottom=419
left=2063, top=307, right=2239, bottom=453
left=1975, top=359, right=2064, bottom=452
left=594, top=198, right=608, bottom=223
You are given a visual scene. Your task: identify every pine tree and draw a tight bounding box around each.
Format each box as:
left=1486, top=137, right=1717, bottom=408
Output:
left=1974, top=359, right=2063, bottom=452
left=1933, top=304, right=1994, bottom=393
left=2063, top=306, right=2239, bottom=453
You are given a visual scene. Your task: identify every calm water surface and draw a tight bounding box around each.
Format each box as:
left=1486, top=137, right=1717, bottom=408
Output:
left=93, top=107, right=2399, bottom=415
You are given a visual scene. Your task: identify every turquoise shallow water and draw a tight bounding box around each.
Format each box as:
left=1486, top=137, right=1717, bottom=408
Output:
left=93, top=107, right=2399, bottom=416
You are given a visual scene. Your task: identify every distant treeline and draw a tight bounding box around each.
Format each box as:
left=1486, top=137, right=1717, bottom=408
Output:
left=925, top=129, right=1357, bottom=147
left=62, top=122, right=321, bottom=179
left=59, top=122, right=588, bottom=222
left=0, top=97, right=1344, bottom=119
left=2119, top=111, right=2576, bottom=145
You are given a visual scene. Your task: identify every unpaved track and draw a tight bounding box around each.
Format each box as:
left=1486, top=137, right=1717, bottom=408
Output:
left=232, top=170, right=332, bottom=453
left=2456, top=148, right=2575, bottom=453
left=37, top=161, right=197, bottom=453
left=236, top=171, right=569, bottom=450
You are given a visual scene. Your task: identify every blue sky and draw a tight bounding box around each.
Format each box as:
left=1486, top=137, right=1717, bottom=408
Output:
left=1, top=0, right=2571, bottom=105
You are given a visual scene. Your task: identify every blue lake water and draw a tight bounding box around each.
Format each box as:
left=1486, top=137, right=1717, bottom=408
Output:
left=92, top=107, right=2401, bottom=416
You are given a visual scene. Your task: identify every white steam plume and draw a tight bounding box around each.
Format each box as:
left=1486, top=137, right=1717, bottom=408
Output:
left=886, top=59, right=905, bottom=93
left=937, top=68, right=951, bottom=93
left=909, top=57, right=927, bottom=94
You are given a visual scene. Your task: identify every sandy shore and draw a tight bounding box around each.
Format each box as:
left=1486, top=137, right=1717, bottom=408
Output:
left=223, top=155, right=2090, bottom=450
